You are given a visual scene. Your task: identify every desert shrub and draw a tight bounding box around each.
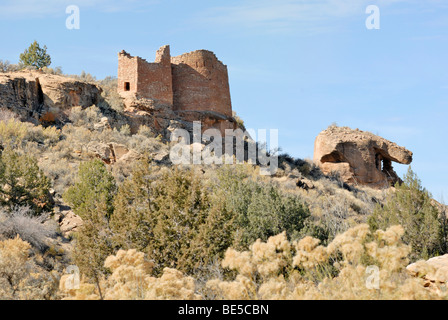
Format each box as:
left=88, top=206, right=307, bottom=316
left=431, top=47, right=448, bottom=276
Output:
left=69, top=105, right=103, bottom=129
left=368, top=167, right=446, bottom=261
left=63, top=159, right=116, bottom=219
left=26, top=125, right=61, bottom=146
left=215, top=165, right=310, bottom=249
left=96, top=127, right=129, bottom=145
left=0, top=108, right=18, bottom=121
left=60, top=124, right=93, bottom=154
left=0, top=149, right=52, bottom=214
left=128, top=133, right=166, bottom=155
left=0, top=206, right=56, bottom=251
left=319, top=196, right=351, bottom=240
left=0, top=60, right=21, bottom=73
left=0, top=235, right=59, bottom=299
left=74, top=71, right=97, bottom=83
left=61, top=249, right=201, bottom=300
left=0, top=235, right=33, bottom=299
left=0, top=119, right=28, bottom=149
left=67, top=224, right=447, bottom=300
left=42, top=66, right=63, bottom=75
left=206, top=224, right=445, bottom=300
left=111, top=159, right=234, bottom=275
left=232, top=111, right=245, bottom=130
left=39, top=155, right=77, bottom=195
left=98, top=76, right=124, bottom=112
left=137, top=125, right=155, bottom=138
left=119, top=124, right=131, bottom=136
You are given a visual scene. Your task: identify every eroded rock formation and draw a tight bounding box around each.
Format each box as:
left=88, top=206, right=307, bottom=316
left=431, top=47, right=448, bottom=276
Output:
left=0, top=70, right=102, bottom=123
left=313, top=126, right=413, bottom=188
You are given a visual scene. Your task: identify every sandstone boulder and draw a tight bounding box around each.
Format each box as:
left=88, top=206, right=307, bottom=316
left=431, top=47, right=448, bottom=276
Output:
left=313, top=126, right=413, bottom=188
left=59, top=210, right=83, bottom=237
left=87, top=141, right=114, bottom=164
left=407, top=254, right=448, bottom=291
left=297, top=177, right=315, bottom=191
left=87, top=141, right=137, bottom=164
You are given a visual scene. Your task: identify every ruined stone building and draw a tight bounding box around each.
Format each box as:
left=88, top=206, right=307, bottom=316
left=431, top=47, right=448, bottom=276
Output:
left=117, top=45, right=236, bottom=134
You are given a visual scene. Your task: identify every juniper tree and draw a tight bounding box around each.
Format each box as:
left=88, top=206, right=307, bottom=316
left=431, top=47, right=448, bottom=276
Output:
left=63, top=159, right=116, bottom=219
left=368, top=167, right=446, bottom=261
left=0, top=149, right=52, bottom=214
left=19, top=41, right=51, bottom=69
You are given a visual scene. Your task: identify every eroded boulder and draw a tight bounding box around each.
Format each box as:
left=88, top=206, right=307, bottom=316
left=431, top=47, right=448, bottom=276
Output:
left=313, top=126, right=413, bottom=188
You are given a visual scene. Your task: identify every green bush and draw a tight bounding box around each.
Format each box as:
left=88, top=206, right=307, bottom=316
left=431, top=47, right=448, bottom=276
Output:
left=0, top=149, right=52, bottom=214
left=110, top=158, right=233, bottom=275
left=63, top=159, right=116, bottom=219
left=368, top=167, right=447, bottom=261
left=64, top=159, right=117, bottom=298
left=215, top=165, right=310, bottom=249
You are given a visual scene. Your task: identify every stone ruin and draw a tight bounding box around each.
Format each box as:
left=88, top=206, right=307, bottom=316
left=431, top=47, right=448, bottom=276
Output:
left=313, top=126, right=413, bottom=188
left=117, top=45, right=237, bottom=135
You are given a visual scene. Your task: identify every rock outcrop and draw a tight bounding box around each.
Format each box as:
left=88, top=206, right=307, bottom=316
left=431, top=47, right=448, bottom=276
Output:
left=0, top=70, right=102, bottom=124
left=407, top=254, right=448, bottom=295
left=313, top=126, right=413, bottom=188
left=86, top=142, right=137, bottom=164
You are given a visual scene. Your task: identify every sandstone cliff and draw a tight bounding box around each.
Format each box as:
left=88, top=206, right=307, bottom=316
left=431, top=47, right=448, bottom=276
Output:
left=0, top=70, right=102, bottom=123
left=314, top=126, right=413, bottom=188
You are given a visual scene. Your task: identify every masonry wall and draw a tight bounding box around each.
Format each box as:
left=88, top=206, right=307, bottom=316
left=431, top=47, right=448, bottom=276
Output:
left=117, top=51, right=138, bottom=96
left=136, top=45, right=173, bottom=105
left=171, top=50, right=232, bottom=117
left=118, top=46, right=233, bottom=119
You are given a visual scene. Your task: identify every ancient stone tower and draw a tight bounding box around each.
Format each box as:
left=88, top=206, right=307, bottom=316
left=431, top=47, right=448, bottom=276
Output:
left=117, top=45, right=233, bottom=118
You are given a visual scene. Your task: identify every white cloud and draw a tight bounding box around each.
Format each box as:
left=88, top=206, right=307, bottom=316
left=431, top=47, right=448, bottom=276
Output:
left=194, top=0, right=412, bottom=35
left=0, top=0, right=158, bottom=19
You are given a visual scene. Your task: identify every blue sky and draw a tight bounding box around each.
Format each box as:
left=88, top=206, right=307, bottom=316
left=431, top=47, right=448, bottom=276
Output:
left=1, top=0, right=447, bottom=199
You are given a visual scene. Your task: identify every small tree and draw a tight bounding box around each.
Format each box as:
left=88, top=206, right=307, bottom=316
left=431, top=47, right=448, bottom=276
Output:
left=110, top=158, right=235, bottom=275
left=63, top=159, right=116, bottom=219
left=368, top=167, right=446, bottom=261
left=64, top=159, right=117, bottom=299
left=216, top=165, right=310, bottom=250
left=72, top=200, right=114, bottom=300
left=0, top=149, right=52, bottom=214
left=19, top=41, right=51, bottom=69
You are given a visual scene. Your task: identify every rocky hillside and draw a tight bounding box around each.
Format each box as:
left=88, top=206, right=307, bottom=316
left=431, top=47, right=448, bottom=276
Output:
left=0, top=70, right=446, bottom=300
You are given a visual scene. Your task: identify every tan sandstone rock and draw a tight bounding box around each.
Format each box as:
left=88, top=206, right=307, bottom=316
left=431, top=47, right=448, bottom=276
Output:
left=313, top=126, right=413, bottom=188
left=0, top=70, right=102, bottom=123
left=407, top=255, right=448, bottom=283
left=87, top=141, right=135, bottom=164
left=59, top=210, right=83, bottom=237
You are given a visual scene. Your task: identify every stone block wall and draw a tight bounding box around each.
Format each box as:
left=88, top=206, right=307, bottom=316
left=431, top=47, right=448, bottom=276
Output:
left=117, top=50, right=138, bottom=96
left=118, top=46, right=232, bottom=116
left=171, top=50, right=232, bottom=117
